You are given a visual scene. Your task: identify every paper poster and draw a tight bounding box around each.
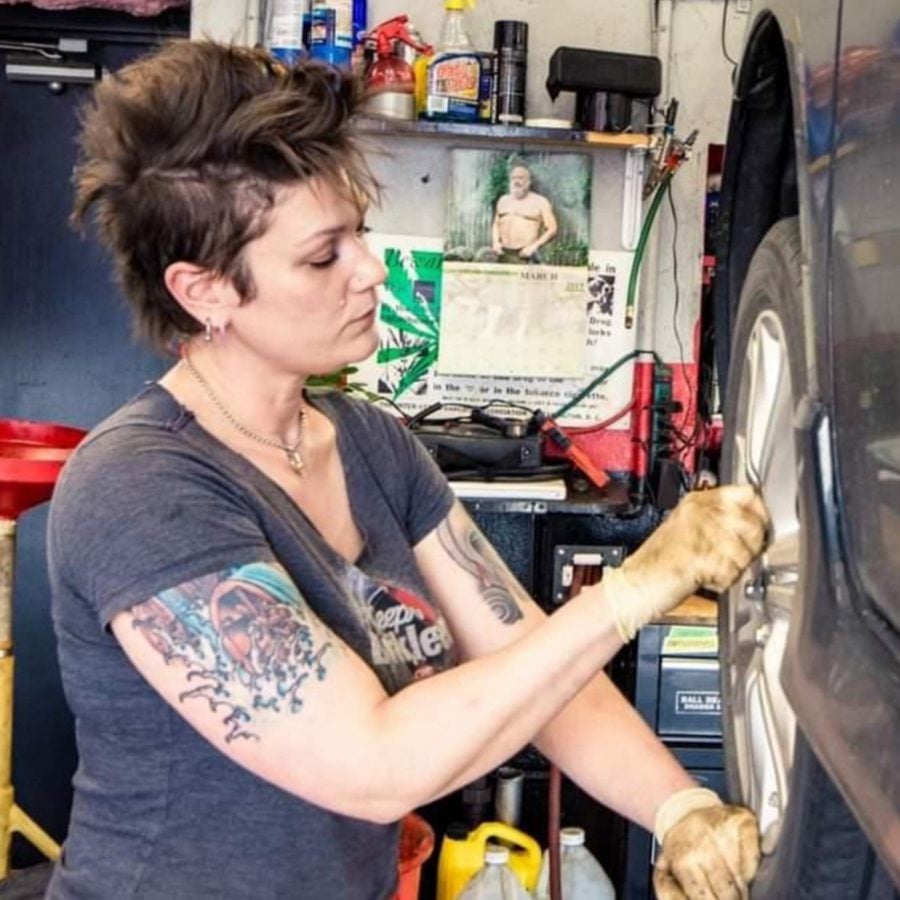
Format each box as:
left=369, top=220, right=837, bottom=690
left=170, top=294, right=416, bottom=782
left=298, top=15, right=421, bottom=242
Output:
left=434, top=149, right=592, bottom=379
left=437, top=263, right=587, bottom=378
left=444, top=149, right=591, bottom=268
left=355, top=234, right=638, bottom=426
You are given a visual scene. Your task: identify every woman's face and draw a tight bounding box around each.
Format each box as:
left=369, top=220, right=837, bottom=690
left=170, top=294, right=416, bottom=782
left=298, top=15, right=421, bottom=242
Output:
left=226, top=177, right=385, bottom=377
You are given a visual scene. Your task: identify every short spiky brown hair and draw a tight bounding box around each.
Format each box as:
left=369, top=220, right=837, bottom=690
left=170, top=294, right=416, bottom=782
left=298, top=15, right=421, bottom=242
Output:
left=72, top=40, right=378, bottom=353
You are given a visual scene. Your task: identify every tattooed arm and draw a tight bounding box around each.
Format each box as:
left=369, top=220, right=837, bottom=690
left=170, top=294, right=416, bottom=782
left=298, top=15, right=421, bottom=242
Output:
left=414, top=502, right=696, bottom=831
left=110, top=554, right=634, bottom=822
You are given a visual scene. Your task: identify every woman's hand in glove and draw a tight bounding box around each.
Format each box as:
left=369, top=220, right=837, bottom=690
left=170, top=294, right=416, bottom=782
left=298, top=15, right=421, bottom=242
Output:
left=652, top=787, right=761, bottom=899
left=603, top=484, right=769, bottom=641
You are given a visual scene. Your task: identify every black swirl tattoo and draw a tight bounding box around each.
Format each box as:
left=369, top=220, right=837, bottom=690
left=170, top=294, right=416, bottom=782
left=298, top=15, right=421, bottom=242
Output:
left=438, top=520, right=524, bottom=624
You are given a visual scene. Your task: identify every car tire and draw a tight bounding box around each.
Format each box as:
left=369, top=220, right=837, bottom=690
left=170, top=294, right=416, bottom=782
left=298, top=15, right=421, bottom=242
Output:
left=719, top=218, right=895, bottom=899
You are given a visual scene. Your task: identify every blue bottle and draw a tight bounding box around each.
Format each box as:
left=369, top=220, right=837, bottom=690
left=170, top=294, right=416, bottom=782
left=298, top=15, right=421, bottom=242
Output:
left=309, top=0, right=353, bottom=67
left=263, top=0, right=308, bottom=65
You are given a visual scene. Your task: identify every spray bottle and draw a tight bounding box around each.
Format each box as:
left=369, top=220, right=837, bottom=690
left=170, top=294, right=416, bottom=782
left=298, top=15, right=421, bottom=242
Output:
left=363, top=16, right=433, bottom=121
left=424, top=0, right=493, bottom=122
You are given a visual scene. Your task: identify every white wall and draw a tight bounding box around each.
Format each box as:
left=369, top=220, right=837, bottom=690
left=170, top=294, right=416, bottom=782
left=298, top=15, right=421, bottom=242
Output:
left=367, top=0, right=653, bottom=123
left=190, top=0, right=753, bottom=370
left=652, top=0, right=750, bottom=363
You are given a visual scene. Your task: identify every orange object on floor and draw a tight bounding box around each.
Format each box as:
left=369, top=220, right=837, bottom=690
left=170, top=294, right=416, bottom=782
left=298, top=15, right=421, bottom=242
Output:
left=395, top=813, right=435, bottom=900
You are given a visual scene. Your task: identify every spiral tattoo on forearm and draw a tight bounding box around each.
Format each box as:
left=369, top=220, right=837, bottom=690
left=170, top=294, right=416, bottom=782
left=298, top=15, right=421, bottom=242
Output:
left=438, top=521, right=524, bottom=624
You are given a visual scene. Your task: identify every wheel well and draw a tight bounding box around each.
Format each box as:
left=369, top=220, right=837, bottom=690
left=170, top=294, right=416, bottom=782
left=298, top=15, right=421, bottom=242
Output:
left=713, top=12, right=800, bottom=397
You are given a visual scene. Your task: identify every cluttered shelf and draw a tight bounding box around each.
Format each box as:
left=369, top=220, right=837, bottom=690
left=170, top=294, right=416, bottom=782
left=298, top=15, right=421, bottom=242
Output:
left=356, top=116, right=655, bottom=149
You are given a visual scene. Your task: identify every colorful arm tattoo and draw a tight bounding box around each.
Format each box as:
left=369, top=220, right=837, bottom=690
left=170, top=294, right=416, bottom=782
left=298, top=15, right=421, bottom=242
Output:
left=437, top=519, right=524, bottom=625
left=127, top=562, right=335, bottom=743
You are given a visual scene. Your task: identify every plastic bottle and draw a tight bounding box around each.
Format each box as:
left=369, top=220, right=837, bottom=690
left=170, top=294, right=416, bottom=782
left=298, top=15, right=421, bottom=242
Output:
left=437, top=0, right=474, bottom=51
left=436, top=821, right=542, bottom=900
left=309, top=0, right=353, bottom=67
left=534, top=827, right=616, bottom=900
left=352, top=0, right=366, bottom=48
left=362, top=16, right=432, bottom=121
left=263, top=0, right=308, bottom=65
left=424, top=0, right=493, bottom=122
left=457, top=844, right=533, bottom=900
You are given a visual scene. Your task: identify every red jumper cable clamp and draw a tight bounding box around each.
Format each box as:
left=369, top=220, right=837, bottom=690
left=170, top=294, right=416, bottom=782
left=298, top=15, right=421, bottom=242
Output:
left=532, top=411, right=611, bottom=490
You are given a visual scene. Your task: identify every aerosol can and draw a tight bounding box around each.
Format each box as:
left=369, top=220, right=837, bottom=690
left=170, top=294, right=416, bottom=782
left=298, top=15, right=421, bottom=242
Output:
left=363, top=16, right=433, bottom=121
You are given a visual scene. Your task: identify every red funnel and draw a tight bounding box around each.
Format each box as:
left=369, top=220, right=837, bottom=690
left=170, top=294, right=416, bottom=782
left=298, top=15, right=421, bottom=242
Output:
left=0, top=419, right=86, bottom=521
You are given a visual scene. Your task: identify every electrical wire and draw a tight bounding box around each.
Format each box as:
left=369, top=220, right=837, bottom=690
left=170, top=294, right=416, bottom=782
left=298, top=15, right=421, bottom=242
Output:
left=552, top=349, right=660, bottom=420
left=479, top=398, right=535, bottom=417
left=721, top=0, right=739, bottom=67
left=567, top=401, right=636, bottom=435
left=666, top=187, right=703, bottom=455
left=569, top=402, right=636, bottom=435
left=633, top=437, right=659, bottom=507
left=444, top=463, right=571, bottom=482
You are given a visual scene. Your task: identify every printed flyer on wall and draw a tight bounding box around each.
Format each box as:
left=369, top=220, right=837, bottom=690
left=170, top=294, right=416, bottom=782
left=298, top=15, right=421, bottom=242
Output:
left=353, top=234, right=638, bottom=428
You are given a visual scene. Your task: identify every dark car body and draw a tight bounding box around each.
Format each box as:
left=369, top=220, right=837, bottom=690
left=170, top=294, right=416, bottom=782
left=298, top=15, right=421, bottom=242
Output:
left=715, top=0, right=900, bottom=885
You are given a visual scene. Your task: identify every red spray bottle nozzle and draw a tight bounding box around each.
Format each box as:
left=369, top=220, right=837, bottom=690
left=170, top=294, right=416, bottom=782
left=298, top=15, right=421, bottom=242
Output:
left=363, top=15, right=434, bottom=93
left=366, top=15, right=433, bottom=58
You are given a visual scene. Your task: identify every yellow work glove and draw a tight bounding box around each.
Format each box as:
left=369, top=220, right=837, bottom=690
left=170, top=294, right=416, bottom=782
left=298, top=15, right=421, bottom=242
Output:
left=603, top=484, right=769, bottom=642
left=653, top=787, right=761, bottom=899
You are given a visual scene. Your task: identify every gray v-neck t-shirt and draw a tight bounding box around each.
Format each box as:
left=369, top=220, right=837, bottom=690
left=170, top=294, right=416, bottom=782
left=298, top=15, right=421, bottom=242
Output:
left=46, top=385, right=456, bottom=899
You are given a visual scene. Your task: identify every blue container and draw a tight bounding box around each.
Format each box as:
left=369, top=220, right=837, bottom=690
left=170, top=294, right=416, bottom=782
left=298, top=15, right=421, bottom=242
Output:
left=352, top=0, right=366, bottom=48
left=264, top=0, right=308, bottom=64
left=309, top=1, right=353, bottom=67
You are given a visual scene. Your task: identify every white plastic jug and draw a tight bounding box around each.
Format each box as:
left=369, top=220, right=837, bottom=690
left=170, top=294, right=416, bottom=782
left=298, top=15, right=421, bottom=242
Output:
left=534, top=827, right=616, bottom=899
left=457, top=844, right=533, bottom=900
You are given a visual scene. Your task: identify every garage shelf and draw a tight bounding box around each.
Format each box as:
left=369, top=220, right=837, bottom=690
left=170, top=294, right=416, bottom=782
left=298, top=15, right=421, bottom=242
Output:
left=357, top=116, right=655, bottom=150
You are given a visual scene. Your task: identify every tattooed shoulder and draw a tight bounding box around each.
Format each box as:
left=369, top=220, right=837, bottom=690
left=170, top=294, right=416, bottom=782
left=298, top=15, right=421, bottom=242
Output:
left=128, top=562, right=337, bottom=743
left=436, top=518, right=524, bottom=625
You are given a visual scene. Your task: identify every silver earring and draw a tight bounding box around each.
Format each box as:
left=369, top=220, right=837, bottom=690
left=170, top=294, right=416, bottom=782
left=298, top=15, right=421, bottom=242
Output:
left=204, top=318, right=213, bottom=343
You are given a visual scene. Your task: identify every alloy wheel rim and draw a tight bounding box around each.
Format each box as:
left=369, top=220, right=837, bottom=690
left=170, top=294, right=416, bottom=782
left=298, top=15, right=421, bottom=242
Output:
left=727, top=307, right=801, bottom=854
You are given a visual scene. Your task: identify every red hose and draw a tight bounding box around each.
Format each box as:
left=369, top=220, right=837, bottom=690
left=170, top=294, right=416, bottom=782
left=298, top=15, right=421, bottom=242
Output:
left=548, top=764, right=562, bottom=900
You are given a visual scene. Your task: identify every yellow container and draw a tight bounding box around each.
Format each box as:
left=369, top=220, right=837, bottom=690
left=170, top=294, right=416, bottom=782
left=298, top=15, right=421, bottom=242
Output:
left=413, top=53, right=431, bottom=117
left=435, top=821, right=542, bottom=900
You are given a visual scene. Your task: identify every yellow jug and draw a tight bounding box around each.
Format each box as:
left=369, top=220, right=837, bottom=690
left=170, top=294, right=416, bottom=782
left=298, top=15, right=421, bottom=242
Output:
left=435, top=821, right=542, bottom=900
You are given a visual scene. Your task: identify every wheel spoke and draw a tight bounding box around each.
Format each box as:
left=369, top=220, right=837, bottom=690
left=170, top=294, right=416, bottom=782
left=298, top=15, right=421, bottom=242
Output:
left=742, top=615, right=795, bottom=849
left=728, top=307, right=800, bottom=855
left=745, top=318, right=784, bottom=486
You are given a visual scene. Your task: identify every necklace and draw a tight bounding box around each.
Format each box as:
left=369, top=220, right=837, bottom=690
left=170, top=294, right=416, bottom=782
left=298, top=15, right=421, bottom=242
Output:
left=181, top=350, right=306, bottom=476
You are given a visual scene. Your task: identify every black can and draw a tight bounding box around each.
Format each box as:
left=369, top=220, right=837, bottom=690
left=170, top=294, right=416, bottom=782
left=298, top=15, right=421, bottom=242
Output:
left=493, top=20, right=528, bottom=124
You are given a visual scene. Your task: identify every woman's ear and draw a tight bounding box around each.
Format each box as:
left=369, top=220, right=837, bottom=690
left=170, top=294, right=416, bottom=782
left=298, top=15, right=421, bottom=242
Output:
left=164, top=261, right=239, bottom=329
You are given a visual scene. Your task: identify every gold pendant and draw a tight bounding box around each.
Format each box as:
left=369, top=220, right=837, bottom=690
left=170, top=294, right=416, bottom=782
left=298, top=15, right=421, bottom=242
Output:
left=286, top=449, right=305, bottom=475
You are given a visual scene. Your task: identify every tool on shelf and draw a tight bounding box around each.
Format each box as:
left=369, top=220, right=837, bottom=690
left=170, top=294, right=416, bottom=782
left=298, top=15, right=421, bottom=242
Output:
left=545, top=46, right=661, bottom=133
left=362, top=15, right=432, bottom=121
left=532, top=411, right=611, bottom=490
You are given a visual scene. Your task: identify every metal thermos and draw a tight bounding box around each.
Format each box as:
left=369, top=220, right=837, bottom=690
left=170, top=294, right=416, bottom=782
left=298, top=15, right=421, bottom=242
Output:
left=493, top=20, right=527, bottom=124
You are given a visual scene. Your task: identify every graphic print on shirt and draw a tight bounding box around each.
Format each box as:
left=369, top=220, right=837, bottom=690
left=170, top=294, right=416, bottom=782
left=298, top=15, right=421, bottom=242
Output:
left=130, top=561, right=334, bottom=743
left=342, top=566, right=456, bottom=692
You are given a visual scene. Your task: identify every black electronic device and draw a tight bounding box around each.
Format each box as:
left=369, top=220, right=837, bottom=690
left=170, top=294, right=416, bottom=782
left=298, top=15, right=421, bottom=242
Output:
left=546, top=47, right=661, bottom=132
left=412, top=421, right=542, bottom=475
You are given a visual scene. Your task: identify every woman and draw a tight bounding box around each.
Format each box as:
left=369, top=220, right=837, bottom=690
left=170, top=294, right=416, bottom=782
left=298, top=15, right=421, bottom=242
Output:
left=47, top=40, right=768, bottom=899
